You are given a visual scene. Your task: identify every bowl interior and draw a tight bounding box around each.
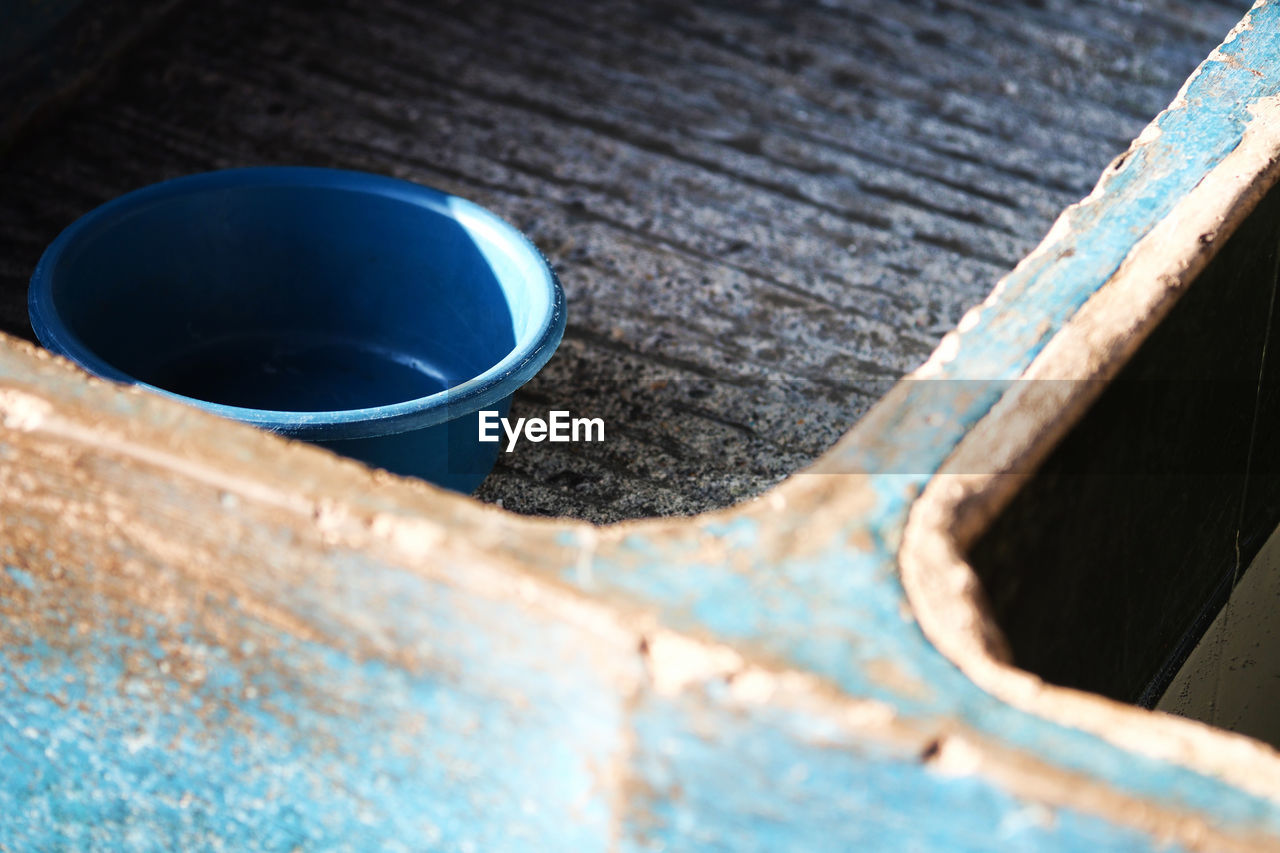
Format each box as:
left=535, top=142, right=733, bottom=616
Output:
left=42, top=177, right=535, bottom=414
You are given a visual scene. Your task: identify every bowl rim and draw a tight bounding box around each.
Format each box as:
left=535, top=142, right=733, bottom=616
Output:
left=27, top=166, right=566, bottom=440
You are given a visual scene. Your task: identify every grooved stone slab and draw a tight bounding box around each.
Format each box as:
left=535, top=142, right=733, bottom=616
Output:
left=0, top=0, right=1243, bottom=521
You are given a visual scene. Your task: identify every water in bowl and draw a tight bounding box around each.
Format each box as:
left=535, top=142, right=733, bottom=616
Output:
left=150, top=331, right=456, bottom=412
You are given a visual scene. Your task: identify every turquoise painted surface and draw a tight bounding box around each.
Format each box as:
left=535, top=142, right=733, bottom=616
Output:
left=0, top=534, right=1208, bottom=851
left=0, top=546, right=628, bottom=850
left=566, top=0, right=1280, bottom=841
left=2, top=2, right=1280, bottom=850
left=627, top=690, right=1190, bottom=853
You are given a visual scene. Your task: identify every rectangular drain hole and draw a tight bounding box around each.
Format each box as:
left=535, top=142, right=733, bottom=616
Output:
left=968, top=183, right=1280, bottom=747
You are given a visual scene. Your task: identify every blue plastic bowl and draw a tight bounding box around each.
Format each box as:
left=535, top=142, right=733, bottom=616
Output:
left=28, top=167, right=565, bottom=493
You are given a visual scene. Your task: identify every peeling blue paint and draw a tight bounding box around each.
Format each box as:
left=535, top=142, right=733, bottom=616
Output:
left=0, top=556, right=627, bottom=850
left=627, top=693, right=1192, bottom=853
left=568, top=0, right=1280, bottom=843
left=3, top=2, right=1280, bottom=850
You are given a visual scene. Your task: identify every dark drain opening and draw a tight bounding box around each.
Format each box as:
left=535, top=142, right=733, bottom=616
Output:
left=968, top=183, right=1280, bottom=746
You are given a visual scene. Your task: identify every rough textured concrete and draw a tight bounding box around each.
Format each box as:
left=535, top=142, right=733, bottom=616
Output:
left=0, top=0, right=1244, bottom=522
left=0, top=0, right=185, bottom=147
left=6, top=4, right=1280, bottom=847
